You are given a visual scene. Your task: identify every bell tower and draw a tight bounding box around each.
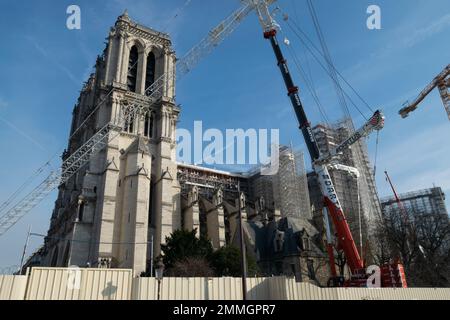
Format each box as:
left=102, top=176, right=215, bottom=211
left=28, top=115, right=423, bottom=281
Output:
left=43, top=11, right=181, bottom=276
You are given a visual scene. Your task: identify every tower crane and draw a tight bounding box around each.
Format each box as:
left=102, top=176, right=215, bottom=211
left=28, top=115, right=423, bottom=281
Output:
left=399, top=64, right=450, bottom=120
left=1, top=0, right=407, bottom=287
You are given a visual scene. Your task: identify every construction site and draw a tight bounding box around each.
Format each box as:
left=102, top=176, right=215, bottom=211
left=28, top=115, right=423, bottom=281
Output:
left=0, top=0, right=449, bottom=301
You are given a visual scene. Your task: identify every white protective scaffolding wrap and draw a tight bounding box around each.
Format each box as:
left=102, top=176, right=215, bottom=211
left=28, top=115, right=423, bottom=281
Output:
left=273, top=147, right=311, bottom=219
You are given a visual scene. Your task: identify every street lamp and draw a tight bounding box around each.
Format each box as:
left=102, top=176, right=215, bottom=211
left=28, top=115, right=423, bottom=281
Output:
left=155, top=260, right=164, bottom=300
left=237, top=182, right=248, bottom=301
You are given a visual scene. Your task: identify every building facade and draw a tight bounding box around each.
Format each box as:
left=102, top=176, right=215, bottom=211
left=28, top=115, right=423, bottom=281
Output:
left=32, top=14, right=327, bottom=281
left=41, top=12, right=179, bottom=275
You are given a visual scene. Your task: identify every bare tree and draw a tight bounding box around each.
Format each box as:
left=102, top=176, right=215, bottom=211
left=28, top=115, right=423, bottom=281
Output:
left=375, top=209, right=450, bottom=287
left=167, top=257, right=215, bottom=277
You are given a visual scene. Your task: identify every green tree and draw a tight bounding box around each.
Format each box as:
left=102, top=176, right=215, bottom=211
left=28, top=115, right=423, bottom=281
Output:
left=160, top=229, right=213, bottom=270
left=210, top=245, right=259, bottom=277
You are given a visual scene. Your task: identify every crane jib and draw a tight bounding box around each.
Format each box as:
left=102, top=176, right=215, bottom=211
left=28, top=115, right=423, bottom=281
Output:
left=335, top=132, right=362, bottom=154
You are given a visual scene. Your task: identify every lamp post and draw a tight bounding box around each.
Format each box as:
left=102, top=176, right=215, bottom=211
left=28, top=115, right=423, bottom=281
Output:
left=19, top=225, right=32, bottom=275
left=155, top=260, right=164, bottom=300
left=237, top=182, right=248, bottom=300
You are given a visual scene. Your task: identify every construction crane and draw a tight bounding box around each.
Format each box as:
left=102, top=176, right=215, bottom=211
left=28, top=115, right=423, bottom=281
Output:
left=0, top=2, right=262, bottom=236
left=399, top=64, right=450, bottom=120
left=384, top=171, right=417, bottom=258
left=255, top=4, right=406, bottom=287
left=1, top=0, right=406, bottom=288
left=384, top=171, right=410, bottom=225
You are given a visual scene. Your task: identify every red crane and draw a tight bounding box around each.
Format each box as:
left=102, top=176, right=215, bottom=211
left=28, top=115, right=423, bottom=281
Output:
left=255, top=1, right=407, bottom=287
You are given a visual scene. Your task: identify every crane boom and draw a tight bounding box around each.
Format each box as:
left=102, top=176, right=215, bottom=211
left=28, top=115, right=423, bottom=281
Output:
left=260, top=16, right=366, bottom=276
left=0, top=4, right=260, bottom=236
left=177, top=3, right=253, bottom=76
left=254, top=1, right=408, bottom=287
left=399, top=64, right=450, bottom=120
left=316, top=110, right=385, bottom=165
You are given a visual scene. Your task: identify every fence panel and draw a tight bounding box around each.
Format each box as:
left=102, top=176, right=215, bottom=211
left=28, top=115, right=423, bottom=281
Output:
left=247, top=277, right=271, bottom=300
left=80, top=268, right=132, bottom=300
left=25, top=267, right=132, bottom=300
left=162, top=277, right=206, bottom=300
left=2, top=267, right=450, bottom=300
left=0, top=275, right=27, bottom=300
left=209, top=277, right=242, bottom=300
left=132, top=277, right=157, bottom=300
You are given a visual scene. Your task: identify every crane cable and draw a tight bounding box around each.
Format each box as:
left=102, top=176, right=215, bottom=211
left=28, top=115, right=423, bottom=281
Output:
left=282, top=18, right=369, bottom=121
left=162, top=0, right=193, bottom=33
left=282, top=30, right=331, bottom=126
left=70, top=57, right=141, bottom=141
left=279, top=6, right=374, bottom=117
left=0, top=57, right=146, bottom=213
left=306, top=0, right=352, bottom=121
left=290, top=0, right=315, bottom=88
left=0, top=162, right=52, bottom=215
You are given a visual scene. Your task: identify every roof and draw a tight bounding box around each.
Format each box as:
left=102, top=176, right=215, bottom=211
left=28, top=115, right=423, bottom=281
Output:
left=246, top=216, right=326, bottom=262
left=177, top=163, right=246, bottom=178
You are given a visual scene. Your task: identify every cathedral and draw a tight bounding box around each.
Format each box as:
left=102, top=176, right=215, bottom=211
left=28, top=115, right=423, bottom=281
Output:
left=25, top=12, right=333, bottom=285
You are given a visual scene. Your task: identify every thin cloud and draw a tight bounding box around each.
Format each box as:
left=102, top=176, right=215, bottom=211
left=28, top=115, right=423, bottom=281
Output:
left=403, top=13, right=450, bottom=48
left=376, top=122, right=450, bottom=203
left=393, top=167, right=450, bottom=197
left=0, top=97, right=7, bottom=109
left=340, top=12, right=450, bottom=86
left=379, top=123, right=449, bottom=171
left=0, top=115, right=47, bottom=151
left=26, top=37, right=80, bottom=86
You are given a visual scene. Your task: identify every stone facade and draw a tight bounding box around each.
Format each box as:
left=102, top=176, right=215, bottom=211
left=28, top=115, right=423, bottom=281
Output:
left=41, top=12, right=179, bottom=276
left=32, top=13, right=328, bottom=281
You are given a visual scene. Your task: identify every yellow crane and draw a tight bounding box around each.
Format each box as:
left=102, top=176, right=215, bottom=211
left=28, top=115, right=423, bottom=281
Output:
left=399, top=64, right=450, bottom=120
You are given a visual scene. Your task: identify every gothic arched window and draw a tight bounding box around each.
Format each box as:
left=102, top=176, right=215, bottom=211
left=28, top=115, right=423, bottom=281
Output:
left=144, top=112, right=154, bottom=138
left=127, top=46, right=139, bottom=92
left=124, top=114, right=135, bottom=133
left=78, top=201, right=85, bottom=222
left=145, top=52, right=156, bottom=96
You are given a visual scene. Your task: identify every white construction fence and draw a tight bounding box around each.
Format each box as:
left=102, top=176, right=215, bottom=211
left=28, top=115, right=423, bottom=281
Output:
left=0, top=267, right=449, bottom=300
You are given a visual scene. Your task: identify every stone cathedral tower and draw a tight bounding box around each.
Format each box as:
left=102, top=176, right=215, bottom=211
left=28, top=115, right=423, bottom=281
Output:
left=42, top=12, right=180, bottom=276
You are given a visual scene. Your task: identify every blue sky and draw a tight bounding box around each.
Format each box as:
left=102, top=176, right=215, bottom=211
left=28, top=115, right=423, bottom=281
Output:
left=0, top=0, right=449, bottom=268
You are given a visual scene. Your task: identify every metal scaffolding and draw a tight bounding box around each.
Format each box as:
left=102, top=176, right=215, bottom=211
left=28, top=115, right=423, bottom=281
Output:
left=381, top=187, right=448, bottom=218
left=310, top=119, right=382, bottom=247
left=273, top=147, right=311, bottom=219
